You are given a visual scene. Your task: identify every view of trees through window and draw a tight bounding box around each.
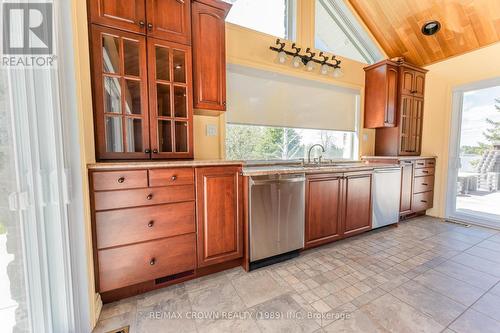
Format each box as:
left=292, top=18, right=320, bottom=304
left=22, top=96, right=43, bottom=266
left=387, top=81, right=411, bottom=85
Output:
left=225, top=123, right=355, bottom=160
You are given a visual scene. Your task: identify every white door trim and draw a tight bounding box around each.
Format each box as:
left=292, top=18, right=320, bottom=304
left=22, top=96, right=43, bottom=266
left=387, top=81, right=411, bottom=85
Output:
left=445, top=77, right=500, bottom=229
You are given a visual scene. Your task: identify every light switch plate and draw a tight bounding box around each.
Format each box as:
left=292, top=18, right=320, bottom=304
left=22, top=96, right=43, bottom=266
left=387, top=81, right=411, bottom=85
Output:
left=206, top=124, right=217, bottom=137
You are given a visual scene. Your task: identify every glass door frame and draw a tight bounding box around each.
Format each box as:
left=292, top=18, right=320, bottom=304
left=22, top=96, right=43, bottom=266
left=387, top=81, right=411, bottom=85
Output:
left=445, top=77, right=500, bottom=229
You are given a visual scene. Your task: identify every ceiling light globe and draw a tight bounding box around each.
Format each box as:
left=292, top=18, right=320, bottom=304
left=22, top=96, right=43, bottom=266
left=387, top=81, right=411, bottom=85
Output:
left=332, top=67, right=344, bottom=78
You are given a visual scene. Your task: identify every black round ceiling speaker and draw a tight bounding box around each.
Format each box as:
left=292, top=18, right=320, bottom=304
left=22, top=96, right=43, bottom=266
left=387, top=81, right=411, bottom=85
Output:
left=421, top=20, right=441, bottom=36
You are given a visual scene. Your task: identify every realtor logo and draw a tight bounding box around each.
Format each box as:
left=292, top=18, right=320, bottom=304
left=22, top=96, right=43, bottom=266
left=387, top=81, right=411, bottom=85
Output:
left=3, top=3, right=53, bottom=55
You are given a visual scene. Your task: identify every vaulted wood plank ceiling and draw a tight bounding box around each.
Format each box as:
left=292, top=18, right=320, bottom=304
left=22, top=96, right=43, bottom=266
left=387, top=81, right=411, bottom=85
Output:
left=347, top=0, right=500, bottom=66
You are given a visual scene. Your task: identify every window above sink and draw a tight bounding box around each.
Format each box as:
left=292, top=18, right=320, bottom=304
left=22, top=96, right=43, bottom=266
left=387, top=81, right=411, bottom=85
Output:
left=225, top=123, right=357, bottom=161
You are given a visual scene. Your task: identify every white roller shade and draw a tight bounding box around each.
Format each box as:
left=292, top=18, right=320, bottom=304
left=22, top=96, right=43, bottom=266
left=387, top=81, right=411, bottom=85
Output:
left=226, top=64, right=359, bottom=132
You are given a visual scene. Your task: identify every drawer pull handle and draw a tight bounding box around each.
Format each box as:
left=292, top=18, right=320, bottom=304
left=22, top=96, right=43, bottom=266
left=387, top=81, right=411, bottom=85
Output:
left=420, top=200, right=427, bottom=203
left=149, top=258, right=156, bottom=266
left=148, top=221, right=154, bottom=228
left=422, top=170, right=428, bottom=174
left=147, top=194, right=153, bottom=200
left=117, top=177, right=125, bottom=183
left=171, top=175, right=177, bottom=181
left=422, top=183, right=428, bottom=186
left=417, top=163, right=424, bottom=165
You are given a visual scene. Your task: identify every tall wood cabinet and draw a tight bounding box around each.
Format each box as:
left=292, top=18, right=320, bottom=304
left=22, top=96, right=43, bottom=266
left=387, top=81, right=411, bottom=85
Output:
left=364, top=60, right=428, bottom=156
left=192, top=0, right=231, bottom=111
left=305, top=171, right=372, bottom=249
left=88, top=0, right=231, bottom=160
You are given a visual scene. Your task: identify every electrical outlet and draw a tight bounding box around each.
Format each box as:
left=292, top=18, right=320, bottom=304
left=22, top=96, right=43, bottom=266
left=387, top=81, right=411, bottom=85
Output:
left=206, top=124, right=217, bottom=137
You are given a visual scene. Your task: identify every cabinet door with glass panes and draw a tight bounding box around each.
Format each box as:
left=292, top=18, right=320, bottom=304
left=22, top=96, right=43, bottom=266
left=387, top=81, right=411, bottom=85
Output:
left=91, top=25, right=150, bottom=160
left=148, top=38, right=193, bottom=159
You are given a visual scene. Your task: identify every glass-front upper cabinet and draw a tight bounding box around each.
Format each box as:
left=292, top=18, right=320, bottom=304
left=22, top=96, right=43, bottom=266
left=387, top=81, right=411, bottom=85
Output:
left=91, top=25, right=150, bottom=159
left=148, top=38, right=193, bottom=159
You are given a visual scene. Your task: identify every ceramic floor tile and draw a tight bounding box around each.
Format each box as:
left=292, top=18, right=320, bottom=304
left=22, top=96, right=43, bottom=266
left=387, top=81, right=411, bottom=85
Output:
left=361, top=293, right=444, bottom=333
left=413, top=270, right=484, bottom=306
left=433, top=260, right=499, bottom=291
left=449, top=308, right=500, bottom=333
left=323, top=308, right=386, bottom=333
left=188, top=281, right=245, bottom=321
left=231, top=269, right=289, bottom=308
left=451, top=252, right=500, bottom=277
left=465, top=246, right=500, bottom=264
left=390, top=280, right=467, bottom=326
left=471, top=292, right=500, bottom=321
left=250, top=294, right=321, bottom=333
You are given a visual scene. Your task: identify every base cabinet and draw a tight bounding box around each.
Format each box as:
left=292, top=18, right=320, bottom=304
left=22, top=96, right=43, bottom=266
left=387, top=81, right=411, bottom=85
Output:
left=343, top=173, right=372, bottom=236
left=305, top=171, right=372, bottom=249
left=305, top=175, right=343, bottom=247
left=195, top=166, right=243, bottom=267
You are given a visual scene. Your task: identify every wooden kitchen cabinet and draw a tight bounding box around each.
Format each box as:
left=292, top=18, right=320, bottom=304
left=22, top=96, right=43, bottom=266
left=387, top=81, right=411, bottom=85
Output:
left=90, top=25, right=151, bottom=160
left=365, top=60, right=428, bottom=156
left=305, top=174, right=343, bottom=248
left=89, top=0, right=146, bottom=34
left=90, top=26, right=194, bottom=160
left=305, top=171, right=372, bottom=249
left=364, top=61, right=398, bottom=128
left=148, top=38, right=193, bottom=159
left=400, top=160, right=414, bottom=214
left=192, top=0, right=232, bottom=111
left=195, top=166, right=243, bottom=267
left=343, top=173, right=372, bottom=237
left=89, top=0, right=191, bottom=45
left=146, top=0, right=191, bottom=44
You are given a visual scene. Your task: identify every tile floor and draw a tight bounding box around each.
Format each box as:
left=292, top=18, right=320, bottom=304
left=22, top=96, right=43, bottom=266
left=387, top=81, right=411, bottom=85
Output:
left=93, top=216, right=500, bottom=333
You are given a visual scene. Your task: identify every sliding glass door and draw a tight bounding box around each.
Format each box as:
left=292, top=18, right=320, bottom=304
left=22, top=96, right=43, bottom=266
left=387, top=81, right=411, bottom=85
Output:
left=447, top=80, right=500, bottom=228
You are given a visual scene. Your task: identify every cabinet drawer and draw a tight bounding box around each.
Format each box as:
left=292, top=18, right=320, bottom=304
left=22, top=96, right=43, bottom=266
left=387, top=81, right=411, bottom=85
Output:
left=414, top=160, right=427, bottom=168
left=95, top=202, right=195, bottom=249
left=413, top=176, right=435, bottom=194
left=98, top=233, right=196, bottom=292
left=414, top=167, right=434, bottom=177
left=149, top=168, right=194, bottom=187
left=425, top=159, right=436, bottom=168
left=94, top=185, right=195, bottom=211
left=92, top=170, right=147, bottom=191
left=412, top=191, right=434, bottom=212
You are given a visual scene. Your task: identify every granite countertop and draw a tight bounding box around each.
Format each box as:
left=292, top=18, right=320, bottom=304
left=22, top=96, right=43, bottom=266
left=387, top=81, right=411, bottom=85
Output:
left=361, top=155, right=437, bottom=160
left=88, top=159, right=243, bottom=170
left=242, top=162, right=400, bottom=176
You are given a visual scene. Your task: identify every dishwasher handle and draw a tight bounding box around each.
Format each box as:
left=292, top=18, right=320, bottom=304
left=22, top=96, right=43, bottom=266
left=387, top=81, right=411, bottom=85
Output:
left=250, top=177, right=306, bottom=186
left=373, top=168, right=401, bottom=173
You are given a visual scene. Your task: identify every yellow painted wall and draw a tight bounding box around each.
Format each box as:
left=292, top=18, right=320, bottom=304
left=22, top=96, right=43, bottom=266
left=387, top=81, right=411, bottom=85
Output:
left=422, top=42, right=500, bottom=217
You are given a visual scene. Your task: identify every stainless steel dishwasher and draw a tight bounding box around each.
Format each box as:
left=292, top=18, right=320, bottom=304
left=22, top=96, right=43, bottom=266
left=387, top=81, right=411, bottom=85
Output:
left=249, top=173, right=305, bottom=270
left=372, top=167, right=402, bottom=229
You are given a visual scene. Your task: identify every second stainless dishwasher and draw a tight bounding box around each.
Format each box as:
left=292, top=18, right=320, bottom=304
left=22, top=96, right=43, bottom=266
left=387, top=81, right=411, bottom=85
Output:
left=249, top=173, right=305, bottom=269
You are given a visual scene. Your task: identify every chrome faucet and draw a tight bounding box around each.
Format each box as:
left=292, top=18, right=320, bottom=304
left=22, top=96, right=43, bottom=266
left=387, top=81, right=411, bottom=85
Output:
left=307, top=144, right=325, bottom=164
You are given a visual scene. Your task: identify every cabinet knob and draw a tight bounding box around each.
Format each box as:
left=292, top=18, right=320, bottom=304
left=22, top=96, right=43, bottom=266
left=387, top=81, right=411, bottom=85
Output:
left=223, top=101, right=227, bottom=106
left=147, top=23, right=153, bottom=31
left=145, top=149, right=151, bottom=154
left=139, top=21, right=145, bottom=28
left=171, top=175, right=177, bottom=181
left=147, top=194, right=153, bottom=200
left=148, top=220, right=154, bottom=228
left=149, top=258, right=156, bottom=266
left=153, top=149, right=159, bottom=154
left=176, top=0, right=185, bottom=3
left=117, top=177, right=125, bottom=183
